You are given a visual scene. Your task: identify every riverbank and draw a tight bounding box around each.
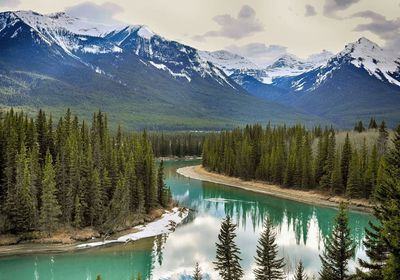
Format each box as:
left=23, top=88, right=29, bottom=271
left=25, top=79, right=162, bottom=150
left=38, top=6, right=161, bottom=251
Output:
left=0, top=207, right=188, bottom=257
left=177, top=165, right=372, bottom=212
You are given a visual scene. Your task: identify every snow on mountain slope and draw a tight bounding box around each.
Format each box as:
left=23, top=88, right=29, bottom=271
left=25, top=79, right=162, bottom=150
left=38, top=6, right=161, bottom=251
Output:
left=198, top=50, right=259, bottom=75
left=284, top=37, right=400, bottom=92
left=339, top=37, right=400, bottom=87
left=0, top=10, right=238, bottom=88
left=231, top=51, right=333, bottom=84
left=105, top=26, right=238, bottom=88
left=1, top=11, right=121, bottom=56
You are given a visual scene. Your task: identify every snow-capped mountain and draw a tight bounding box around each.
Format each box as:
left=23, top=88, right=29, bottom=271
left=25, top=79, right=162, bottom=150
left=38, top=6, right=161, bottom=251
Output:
left=198, top=50, right=259, bottom=75
left=234, top=37, right=400, bottom=127
left=0, top=10, right=237, bottom=88
left=231, top=51, right=333, bottom=84
left=272, top=37, right=400, bottom=92
left=1, top=10, right=319, bottom=130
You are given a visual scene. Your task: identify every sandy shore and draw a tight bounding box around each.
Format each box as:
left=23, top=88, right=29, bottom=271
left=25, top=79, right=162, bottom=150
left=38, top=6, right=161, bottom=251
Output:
left=177, top=165, right=372, bottom=213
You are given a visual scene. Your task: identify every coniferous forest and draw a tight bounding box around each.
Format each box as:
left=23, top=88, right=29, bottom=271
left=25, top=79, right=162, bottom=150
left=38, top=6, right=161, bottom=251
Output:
left=202, top=123, right=391, bottom=199
left=0, top=109, right=171, bottom=235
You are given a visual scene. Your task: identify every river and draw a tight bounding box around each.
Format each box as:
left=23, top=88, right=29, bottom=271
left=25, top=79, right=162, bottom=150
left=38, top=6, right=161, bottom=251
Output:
left=0, top=159, right=373, bottom=280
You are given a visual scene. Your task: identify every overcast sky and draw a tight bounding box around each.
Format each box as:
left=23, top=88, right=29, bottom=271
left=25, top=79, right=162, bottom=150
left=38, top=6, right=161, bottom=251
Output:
left=1, top=0, right=399, bottom=66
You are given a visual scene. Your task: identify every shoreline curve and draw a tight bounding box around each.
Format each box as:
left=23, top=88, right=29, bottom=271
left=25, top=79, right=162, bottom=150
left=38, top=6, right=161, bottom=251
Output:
left=177, top=165, right=372, bottom=213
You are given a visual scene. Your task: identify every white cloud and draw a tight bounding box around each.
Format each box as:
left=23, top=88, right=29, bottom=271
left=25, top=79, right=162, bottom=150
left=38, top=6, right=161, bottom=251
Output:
left=0, top=0, right=20, bottom=7
left=226, top=43, right=288, bottom=67
left=324, top=0, right=360, bottom=18
left=193, top=5, right=264, bottom=41
left=65, top=1, right=124, bottom=25
left=305, top=4, right=317, bottom=17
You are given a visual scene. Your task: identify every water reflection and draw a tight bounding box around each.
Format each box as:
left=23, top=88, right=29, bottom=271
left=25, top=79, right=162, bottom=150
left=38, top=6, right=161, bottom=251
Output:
left=0, top=160, right=373, bottom=280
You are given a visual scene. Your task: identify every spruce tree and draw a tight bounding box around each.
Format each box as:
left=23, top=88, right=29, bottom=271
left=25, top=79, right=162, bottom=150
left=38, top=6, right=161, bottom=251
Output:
left=193, top=262, right=203, bottom=280
left=254, top=218, right=285, bottom=280
left=346, top=150, right=362, bottom=198
left=377, top=121, right=388, bottom=156
left=39, top=151, right=61, bottom=235
left=214, top=216, right=243, bottom=280
left=294, top=261, right=308, bottom=280
left=368, top=124, right=400, bottom=280
left=340, top=133, right=352, bottom=190
left=319, top=203, right=355, bottom=280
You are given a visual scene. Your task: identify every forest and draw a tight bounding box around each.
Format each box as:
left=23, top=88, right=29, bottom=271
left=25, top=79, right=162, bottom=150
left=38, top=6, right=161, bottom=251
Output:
left=202, top=121, right=391, bottom=199
left=0, top=109, right=171, bottom=235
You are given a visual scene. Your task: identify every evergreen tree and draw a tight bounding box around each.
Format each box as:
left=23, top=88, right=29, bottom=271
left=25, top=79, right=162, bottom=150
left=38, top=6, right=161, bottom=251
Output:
left=377, top=121, right=389, bottom=156
left=39, top=151, right=61, bottom=235
left=214, top=216, right=243, bottom=280
left=193, top=262, right=203, bottom=280
left=368, top=118, right=378, bottom=129
left=254, top=218, right=285, bottom=280
left=294, top=261, right=308, bottom=280
left=330, top=150, right=343, bottom=194
left=341, top=134, right=352, bottom=191
left=346, top=150, right=362, bottom=198
left=319, top=203, right=355, bottom=280
left=358, top=221, right=388, bottom=280
left=367, top=125, right=400, bottom=280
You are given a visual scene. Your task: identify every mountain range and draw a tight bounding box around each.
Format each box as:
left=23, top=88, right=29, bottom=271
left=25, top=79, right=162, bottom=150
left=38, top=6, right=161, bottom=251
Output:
left=0, top=10, right=399, bottom=129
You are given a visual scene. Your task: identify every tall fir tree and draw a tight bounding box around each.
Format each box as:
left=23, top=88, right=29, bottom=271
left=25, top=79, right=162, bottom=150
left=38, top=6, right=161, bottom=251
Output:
left=253, top=218, right=285, bottom=280
left=346, top=150, right=362, bottom=198
left=294, top=261, right=308, bottom=280
left=39, top=151, right=61, bottom=235
left=366, top=125, right=400, bottom=280
left=341, top=133, right=352, bottom=191
left=214, top=216, right=243, bottom=280
left=193, top=262, right=203, bottom=280
left=319, top=203, right=355, bottom=280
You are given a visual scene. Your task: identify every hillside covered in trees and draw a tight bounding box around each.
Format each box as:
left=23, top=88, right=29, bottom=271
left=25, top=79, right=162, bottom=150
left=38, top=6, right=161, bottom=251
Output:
left=0, top=109, right=171, bottom=235
left=202, top=122, right=391, bottom=199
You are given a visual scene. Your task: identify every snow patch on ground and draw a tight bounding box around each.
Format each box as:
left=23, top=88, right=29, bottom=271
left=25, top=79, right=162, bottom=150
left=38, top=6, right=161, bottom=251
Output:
left=77, top=208, right=188, bottom=249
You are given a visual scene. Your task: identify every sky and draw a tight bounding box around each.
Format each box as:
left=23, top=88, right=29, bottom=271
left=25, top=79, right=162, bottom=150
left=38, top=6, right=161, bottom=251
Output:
left=0, top=0, right=399, bottom=66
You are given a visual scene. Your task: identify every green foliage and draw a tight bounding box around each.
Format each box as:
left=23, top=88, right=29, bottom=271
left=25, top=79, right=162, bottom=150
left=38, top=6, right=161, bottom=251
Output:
left=253, top=218, right=285, bottom=280
left=214, top=216, right=243, bottom=280
left=203, top=124, right=380, bottom=198
left=0, top=109, right=165, bottom=234
left=319, top=203, right=355, bottom=280
left=193, top=262, right=203, bottom=280
left=294, top=261, right=308, bottom=280
left=39, top=151, right=61, bottom=235
left=363, top=125, right=400, bottom=280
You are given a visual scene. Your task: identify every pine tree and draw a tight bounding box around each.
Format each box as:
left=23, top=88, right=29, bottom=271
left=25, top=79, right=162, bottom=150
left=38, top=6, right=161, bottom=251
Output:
left=157, top=160, right=168, bottom=206
left=214, top=216, right=243, bottom=280
left=358, top=221, right=388, bottom=280
left=294, top=261, right=308, bottom=280
left=368, top=118, right=378, bottom=129
left=330, top=150, right=343, bottom=195
left=39, top=151, right=61, bottom=235
left=346, top=150, right=362, bottom=198
left=377, top=121, right=388, bottom=156
left=341, top=134, right=352, bottom=190
left=193, top=262, right=203, bottom=280
left=319, top=203, right=355, bottom=280
left=368, top=124, right=400, bottom=280
left=253, top=218, right=285, bottom=280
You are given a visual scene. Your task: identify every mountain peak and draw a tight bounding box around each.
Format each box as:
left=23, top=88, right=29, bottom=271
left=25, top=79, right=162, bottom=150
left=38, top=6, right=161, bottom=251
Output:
left=137, top=25, right=155, bottom=40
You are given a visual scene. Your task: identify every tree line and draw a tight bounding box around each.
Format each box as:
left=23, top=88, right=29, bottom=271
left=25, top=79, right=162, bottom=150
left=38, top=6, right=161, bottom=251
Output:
left=149, top=132, right=204, bottom=158
left=191, top=124, right=400, bottom=280
left=202, top=123, right=390, bottom=199
left=0, top=109, right=171, bottom=235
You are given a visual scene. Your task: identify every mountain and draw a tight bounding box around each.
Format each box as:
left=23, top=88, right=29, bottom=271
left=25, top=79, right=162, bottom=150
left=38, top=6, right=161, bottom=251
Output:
left=198, top=50, right=259, bottom=75
left=0, top=10, right=323, bottom=130
left=232, top=38, right=400, bottom=127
